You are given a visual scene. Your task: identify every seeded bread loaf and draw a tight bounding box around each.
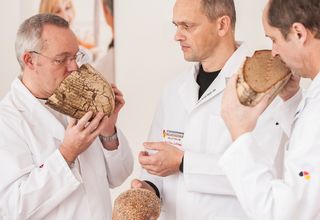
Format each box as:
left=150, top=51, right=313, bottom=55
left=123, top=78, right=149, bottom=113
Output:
left=237, top=50, right=291, bottom=106
left=46, top=63, right=115, bottom=119
left=112, top=188, right=161, bottom=220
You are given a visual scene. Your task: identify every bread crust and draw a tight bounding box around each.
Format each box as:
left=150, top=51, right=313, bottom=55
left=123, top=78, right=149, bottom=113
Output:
left=237, top=50, right=291, bottom=106
left=46, top=64, right=115, bottom=119
left=112, top=188, right=161, bottom=220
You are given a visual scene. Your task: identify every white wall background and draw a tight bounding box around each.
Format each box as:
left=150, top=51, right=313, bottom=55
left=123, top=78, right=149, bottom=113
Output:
left=0, top=0, right=310, bottom=204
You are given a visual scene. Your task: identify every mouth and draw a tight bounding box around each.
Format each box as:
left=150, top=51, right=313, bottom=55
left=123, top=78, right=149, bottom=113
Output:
left=180, top=45, right=190, bottom=51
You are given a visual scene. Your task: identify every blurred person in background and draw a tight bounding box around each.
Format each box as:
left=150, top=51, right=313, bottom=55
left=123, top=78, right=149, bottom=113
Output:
left=93, top=0, right=115, bottom=83
left=39, top=0, right=95, bottom=61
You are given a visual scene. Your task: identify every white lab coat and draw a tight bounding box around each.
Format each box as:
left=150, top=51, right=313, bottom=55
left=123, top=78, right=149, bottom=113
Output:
left=0, top=77, right=133, bottom=220
left=142, top=43, right=285, bottom=220
left=219, top=73, right=320, bottom=220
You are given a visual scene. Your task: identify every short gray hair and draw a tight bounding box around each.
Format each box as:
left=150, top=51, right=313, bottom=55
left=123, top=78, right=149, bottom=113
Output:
left=201, top=0, right=236, bottom=29
left=102, top=0, right=114, bottom=16
left=15, top=13, right=69, bottom=70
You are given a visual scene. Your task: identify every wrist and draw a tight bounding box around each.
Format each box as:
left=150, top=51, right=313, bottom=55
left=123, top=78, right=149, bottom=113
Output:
left=99, top=132, right=118, bottom=142
left=59, top=146, right=77, bottom=165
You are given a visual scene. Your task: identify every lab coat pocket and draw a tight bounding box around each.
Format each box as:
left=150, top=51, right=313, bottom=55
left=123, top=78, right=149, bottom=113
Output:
left=206, top=115, right=232, bottom=155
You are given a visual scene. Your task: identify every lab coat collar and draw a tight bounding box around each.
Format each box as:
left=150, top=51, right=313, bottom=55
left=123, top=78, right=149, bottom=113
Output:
left=178, top=42, right=254, bottom=112
left=178, top=65, right=201, bottom=113
left=11, top=77, right=65, bottom=141
left=293, top=72, right=320, bottom=121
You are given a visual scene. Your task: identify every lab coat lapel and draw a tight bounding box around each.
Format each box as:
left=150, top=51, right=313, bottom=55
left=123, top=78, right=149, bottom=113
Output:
left=178, top=65, right=201, bottom=113
left=12, top=78, right=65, bottom=142
left=195, top=42, right=254, bottom=108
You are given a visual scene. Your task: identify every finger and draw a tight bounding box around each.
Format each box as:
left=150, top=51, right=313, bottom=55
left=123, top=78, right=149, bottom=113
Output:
left=76, top=111, right=93, bottom=130
left=139, top=153, right=156, bottom=166
left=141, top=164, right=160, bottom=173
left=226, top=73, right=238, bottom=90
left=146, top=169, right=161, bottom=176
left=139, top=150, right=149, bottom=156
left=67, top=117, right=77, bottom=129
left=255, top=94, right=271, bottom=115
left=223, top=74, right=240, bottom=104
left=114, top=95, right=125, bottom=108
left=115, top=94, right=125, bottom=103
left=131, top=179, right=143, bottom=188
left=143, top=142, right=164, bottom=151
left=111, top=85, right=124, bottom=96
left=84, top=112, right=104, bottom=134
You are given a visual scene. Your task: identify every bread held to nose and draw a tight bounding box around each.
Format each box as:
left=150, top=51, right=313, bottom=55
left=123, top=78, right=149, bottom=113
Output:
left=236, top=50, right=291, bottom=107
left=46, top=63, right=115, bottom=119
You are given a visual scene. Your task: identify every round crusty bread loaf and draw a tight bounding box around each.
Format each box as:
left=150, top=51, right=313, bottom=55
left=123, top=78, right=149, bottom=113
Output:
left=237, top=50, right=291, bottom=106
left=112, top=188, right=161, bottom=220
left=46, top=63, right=115, bottom=119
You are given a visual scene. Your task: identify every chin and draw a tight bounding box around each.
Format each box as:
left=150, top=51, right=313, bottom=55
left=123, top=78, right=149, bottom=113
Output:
left=183, top=54, right=198, bottom=62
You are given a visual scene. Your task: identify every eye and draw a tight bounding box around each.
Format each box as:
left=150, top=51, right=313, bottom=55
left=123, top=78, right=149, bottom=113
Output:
left=54, top=57, right=67, bottom=65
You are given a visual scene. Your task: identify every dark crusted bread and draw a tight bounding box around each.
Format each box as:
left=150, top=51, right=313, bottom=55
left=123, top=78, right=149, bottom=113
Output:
left=112, top=188, right=161, bottom=220
left=46, top=63, right=115, bottom=119
left=237, top=50, right=291, bottom=106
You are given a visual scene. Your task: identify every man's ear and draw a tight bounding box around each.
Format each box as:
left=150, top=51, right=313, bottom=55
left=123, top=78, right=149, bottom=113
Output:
left=291, top=22, right=307, bottom=44
left=217, top=15, right=231, bottom=37
left=22, top=52, right=36, bottom=70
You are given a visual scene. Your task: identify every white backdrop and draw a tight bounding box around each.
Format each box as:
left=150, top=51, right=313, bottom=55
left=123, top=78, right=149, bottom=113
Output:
left=0, top=0, right=310, bottom=203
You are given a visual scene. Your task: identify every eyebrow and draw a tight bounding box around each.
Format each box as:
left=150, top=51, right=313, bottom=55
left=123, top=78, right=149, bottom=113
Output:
left=55, top=51, right=78, bottom=57
left=172, top=21, right=195, bottom=26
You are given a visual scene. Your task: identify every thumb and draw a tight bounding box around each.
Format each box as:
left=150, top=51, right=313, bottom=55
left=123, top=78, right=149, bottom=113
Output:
left=131, top=179, right=142, bottom=189
left=255, top=94, right=271, bottom=116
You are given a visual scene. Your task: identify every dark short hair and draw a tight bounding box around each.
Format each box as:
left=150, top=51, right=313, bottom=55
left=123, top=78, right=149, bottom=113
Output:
left=201, top=0, right=236, bottom=29
left=268, top=0, right=320, bottom=39
left=15, top=13, right=69, bottom=70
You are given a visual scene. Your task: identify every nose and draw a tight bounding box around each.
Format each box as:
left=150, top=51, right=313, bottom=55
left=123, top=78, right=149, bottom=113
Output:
left=67, top=59, right=78, bottom=72
left=174, top=28, right=185, bottom=42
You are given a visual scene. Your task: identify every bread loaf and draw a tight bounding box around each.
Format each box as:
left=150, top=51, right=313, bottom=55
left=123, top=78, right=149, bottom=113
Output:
left=236, top=50, right=291, bottom=106
left=46, top=63, right=115, bottom=119
left=112, top=188, right=161, bottom=220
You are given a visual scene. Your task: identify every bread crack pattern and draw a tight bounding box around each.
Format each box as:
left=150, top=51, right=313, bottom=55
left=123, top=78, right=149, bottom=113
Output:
left=46, top=64, right=115, bottom=119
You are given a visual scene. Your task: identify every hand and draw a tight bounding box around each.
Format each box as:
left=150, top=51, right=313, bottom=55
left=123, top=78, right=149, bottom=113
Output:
left=139, top=142, right=184, bottom=177
left=59, top=111, right=104, bottom=164
left=278, top=74, right=300, bottom=101
left=99, top=84, right=125, bottom=136
left=131, top=179, right=156, bottom=194
left=221, top=74, right=270, bottom=141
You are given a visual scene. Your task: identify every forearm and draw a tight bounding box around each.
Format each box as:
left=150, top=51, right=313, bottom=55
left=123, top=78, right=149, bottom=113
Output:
left=219, top=133, right=320, bottom=220
left=103, top=129, right=134, bottom=187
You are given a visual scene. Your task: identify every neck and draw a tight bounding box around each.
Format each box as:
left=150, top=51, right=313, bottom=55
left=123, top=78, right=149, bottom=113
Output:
left=201, top=37, right=237, bottom=72
left=302, top=43, right=320, bottom=80
left=21, top=70, right=50, bottom=99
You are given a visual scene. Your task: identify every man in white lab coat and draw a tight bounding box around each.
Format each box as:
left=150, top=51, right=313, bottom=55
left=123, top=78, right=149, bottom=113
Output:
left=131, top=0, right=284, bottom=219
left=219, top=0, right=320, bottom=219
left=0, top=14, right=133, bottom=220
